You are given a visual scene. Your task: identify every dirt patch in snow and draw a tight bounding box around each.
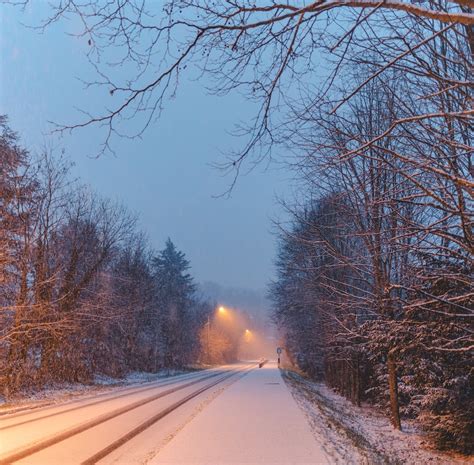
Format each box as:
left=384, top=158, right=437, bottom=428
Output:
left=282, top=370, right=473, bottom=465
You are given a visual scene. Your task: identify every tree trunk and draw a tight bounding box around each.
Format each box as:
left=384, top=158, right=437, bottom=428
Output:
left=353, top=353, right=361, bottom=407
left=388, top=349, right=401, bottom=430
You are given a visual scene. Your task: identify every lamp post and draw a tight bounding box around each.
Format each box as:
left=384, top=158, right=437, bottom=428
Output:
left=206, top=314, right=210, bottom=363
left=206, top=306, right=227, bottom=364
left=244, top=329, right=251, bottom=360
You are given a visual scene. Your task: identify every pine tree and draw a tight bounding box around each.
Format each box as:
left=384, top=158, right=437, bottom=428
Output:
left=0, top=116, right=29, bottom=291
left=0, top=116, right=37, bottom=394
left=152, top=239, right=196, bottom=368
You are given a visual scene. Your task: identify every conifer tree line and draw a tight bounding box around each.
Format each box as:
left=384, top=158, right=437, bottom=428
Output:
left=0, top=116, right=220, bottom=396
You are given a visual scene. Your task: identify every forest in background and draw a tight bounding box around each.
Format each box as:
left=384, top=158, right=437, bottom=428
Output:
left=0, top=118, right=249, bottom=398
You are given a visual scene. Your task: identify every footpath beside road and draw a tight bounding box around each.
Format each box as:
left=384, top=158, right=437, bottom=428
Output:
left=152, top=361, right=331, bottom=464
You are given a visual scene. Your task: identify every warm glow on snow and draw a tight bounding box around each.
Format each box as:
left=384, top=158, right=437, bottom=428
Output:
left=2, top=0, right=472, bottom=462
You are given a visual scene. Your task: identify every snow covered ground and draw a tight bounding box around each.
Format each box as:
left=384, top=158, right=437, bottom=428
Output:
left=0, top=368, right=196, bottom=416
left=152, top=361, right=331, bottom=464
left=3, top=364, right=471, bottom=464
left=0, top=366, right=241, bottom=464
left=282, top=370, right=474, bottom=465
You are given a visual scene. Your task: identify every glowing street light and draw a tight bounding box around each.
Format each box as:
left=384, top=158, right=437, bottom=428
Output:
left=206, top=305, right=230, bottom=363
left=243, top=329, right=253, bottom=360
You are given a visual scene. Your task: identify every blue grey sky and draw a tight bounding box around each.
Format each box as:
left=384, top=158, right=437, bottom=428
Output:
left=0, top=3, right=291, bottom=291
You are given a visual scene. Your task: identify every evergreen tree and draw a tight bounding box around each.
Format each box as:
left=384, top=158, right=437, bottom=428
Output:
left=0, top=115, right=29, bottom=292
left=0, top=116, right=37, bottom=394
left=152, top=239, right=196, bottom=368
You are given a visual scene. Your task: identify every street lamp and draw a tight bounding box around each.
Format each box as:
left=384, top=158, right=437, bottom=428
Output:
left=206, top=305, right=228, bottom=363
left=206, top=314, right=211, bottom=364
left=243, top=329, right=252, bottom=360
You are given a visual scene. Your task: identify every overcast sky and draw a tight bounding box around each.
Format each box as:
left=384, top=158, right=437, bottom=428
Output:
left=0, top=3, right=292, bottom=291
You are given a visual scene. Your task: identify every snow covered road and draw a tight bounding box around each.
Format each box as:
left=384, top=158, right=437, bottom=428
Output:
left=152, top=361, right=331, bottom=465
left=0, top=363, right=330, bottom=464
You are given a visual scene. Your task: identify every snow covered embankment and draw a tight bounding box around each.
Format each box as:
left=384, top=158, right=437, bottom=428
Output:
left=282, top=370, right=473, bottom=465
left=0, top=369, right=193, bottom=416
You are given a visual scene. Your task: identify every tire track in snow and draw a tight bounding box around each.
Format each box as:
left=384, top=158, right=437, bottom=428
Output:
left=0, top=371, right=226, bottom=465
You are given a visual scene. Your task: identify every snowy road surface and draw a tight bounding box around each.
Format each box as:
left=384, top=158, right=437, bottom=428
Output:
left=0, top=362, right=330, bottom=464
left=152, top=361, right=330, bottom=465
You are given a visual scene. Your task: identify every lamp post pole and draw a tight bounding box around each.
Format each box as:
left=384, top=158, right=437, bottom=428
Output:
left=207, top=314, right=210, bottom=363
left=206, top=306, right=227, bottom=364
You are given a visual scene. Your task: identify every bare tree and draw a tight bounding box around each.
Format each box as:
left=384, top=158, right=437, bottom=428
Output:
left=5, top=1, right=471, bottom=172
left=272, top=55, right=472, bottom=450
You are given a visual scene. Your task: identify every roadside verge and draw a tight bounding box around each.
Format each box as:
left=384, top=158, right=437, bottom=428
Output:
left=282, top=370, right=473, bottom=465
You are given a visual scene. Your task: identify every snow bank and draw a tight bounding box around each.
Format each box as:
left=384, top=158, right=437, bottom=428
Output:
left=282, top=370, right=473, bottom=465
left=0, top=368, right=197, bottom=415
